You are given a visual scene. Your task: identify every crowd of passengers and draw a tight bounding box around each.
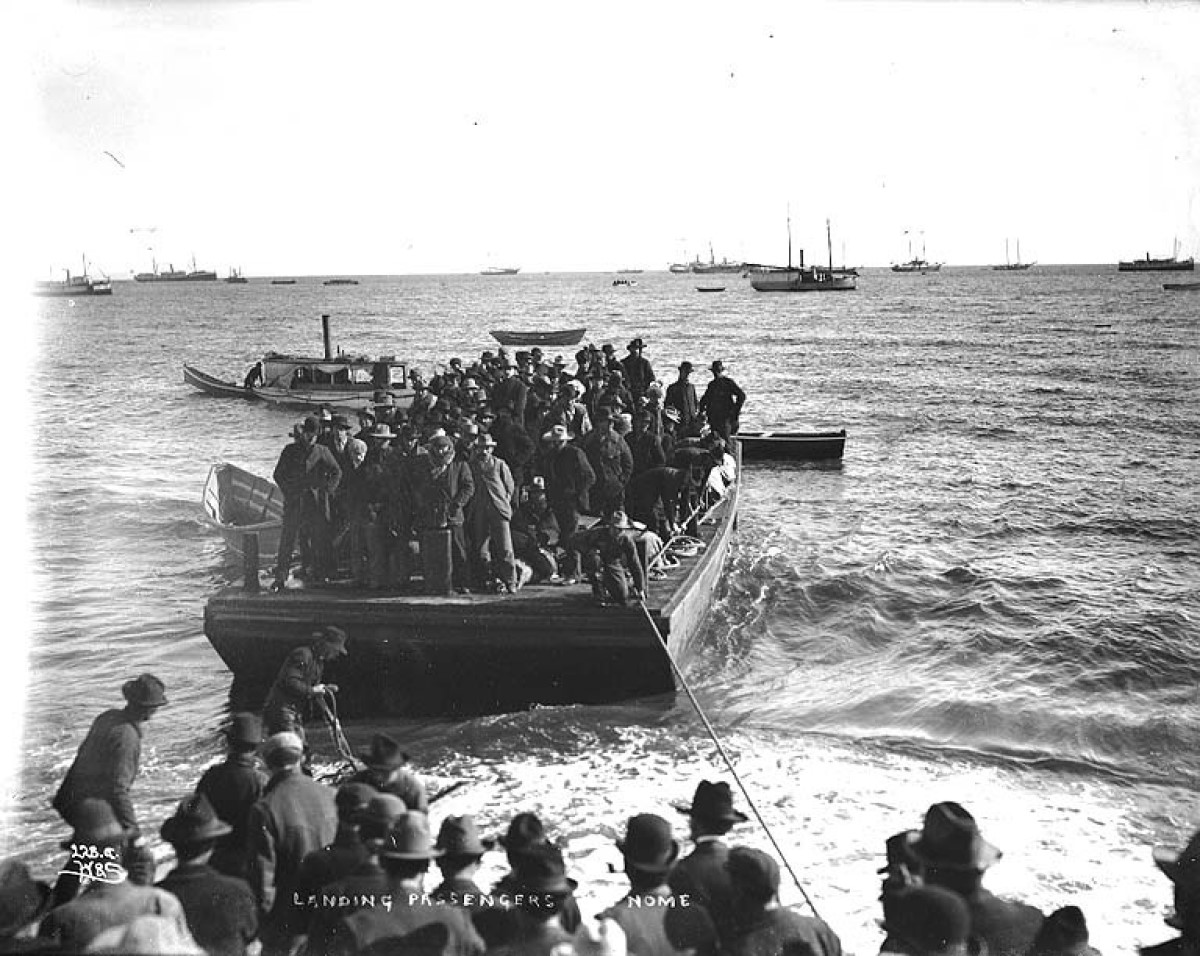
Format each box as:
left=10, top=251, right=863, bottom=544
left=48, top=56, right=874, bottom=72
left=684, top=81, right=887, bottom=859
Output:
left=269, top=339, right=746, bottom=605
left=14, top=669, right=1187, bottom=956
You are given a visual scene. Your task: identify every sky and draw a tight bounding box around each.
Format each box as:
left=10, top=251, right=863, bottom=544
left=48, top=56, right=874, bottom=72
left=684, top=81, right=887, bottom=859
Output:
left=13, top=0, right=1200, bottom=277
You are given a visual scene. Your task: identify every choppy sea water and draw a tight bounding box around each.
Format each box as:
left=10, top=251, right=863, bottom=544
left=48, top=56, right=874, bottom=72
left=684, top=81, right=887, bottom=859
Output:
left=5, top=267, right=1199, bottom=953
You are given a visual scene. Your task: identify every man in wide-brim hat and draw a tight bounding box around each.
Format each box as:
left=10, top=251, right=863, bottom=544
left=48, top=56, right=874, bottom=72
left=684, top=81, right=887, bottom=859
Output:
left=621, top=336, right=655, bottom=404
left=664, top=780, right=748, bottom=953
left=346, top=733, right=428, bottom=811
left=195, top=712, right=267, bottom=880
left=157, top=793, right=258, bottom=956
left=600, top=813, right=685, bottom=955
left=261, top=625, right=348, bottom=741
left=698, top=358, right=746, bottom=441
left=52, top=674, right=168, bottom=837
left=431, top=815, right=496, bottom=903
left=539, top=421, right=596, bottom=587
left=271, top=411, right=343, bottom=590
left=326, top=813, right=484, bottom=956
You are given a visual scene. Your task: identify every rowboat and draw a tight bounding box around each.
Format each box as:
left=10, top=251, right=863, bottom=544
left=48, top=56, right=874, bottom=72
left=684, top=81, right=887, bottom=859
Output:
left=490, top=328, right=587, bottom=347
left=696, top=286, right=726, bottom=293
left=735, top=430, right=847, bottom=461
left=1163, top=281, right=1200, bottom=291
left=202, top=463, right=284, bottom=558
left=183, top=314, right=415, bottom=412
left=204, top=449, right=741, bottom=719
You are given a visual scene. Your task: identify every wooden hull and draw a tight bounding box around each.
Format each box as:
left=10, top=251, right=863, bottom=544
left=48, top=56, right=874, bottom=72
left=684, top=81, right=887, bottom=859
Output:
left=202, top=463, right=284, bottom=557
left=735, top=430, right=846, bottom=461
left=1119, top=258, right=1194, bottom=272
left=751, top=274, right=856, bottom=292
left=183, top=364, right=259, bottom=399
left=204, top=462, right=740, bottom=718
left=1164, top=282, right=1200, bottom=291
left=696, top=286, right=726, bottom=293
left=490, top=328, right=587, bottom=347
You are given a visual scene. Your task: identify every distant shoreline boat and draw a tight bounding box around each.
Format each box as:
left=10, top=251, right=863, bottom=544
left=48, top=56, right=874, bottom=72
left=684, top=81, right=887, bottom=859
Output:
left=135, top=255, right=217, bottom=282
left=1163, top=281, right=1200, bottom=291
left=691, top=243, right=745, bottom=275
left=1118, top=241, right=1194, bottom=272
left=323, top=278, right=359, bottom=286
left=993, top=238, right=1034, bottom=271
left=271, top=279, right=297, bottom=285
left=750, top=217, right=857, bottom=293
left=225, top=267, right=248, bottom=284
left=34, top=257, right=112, bottom=297
left=892, top=232, right=942, bottom=273
left=481, top=266, right=520, bottom=275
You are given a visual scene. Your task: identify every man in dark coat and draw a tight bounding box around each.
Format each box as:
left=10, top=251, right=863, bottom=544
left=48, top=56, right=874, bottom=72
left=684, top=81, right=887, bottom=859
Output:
left=698, top=360, right=746, bottom=440
left=490, top=407, right=536, bottom=495
left=1142, top=828, right=1200, bottom=956
left=511, top=483, right=561, bottom=583
left=261, top=626, right=348, bottom=742
left=271, top=415, right=343, bottom=590
left=723, top=847, right=842, bottom=956
left=247, top=732, right=338, bottom=956
left=431, top=815, right=494, bottom=903
left=157, top=793, right=259, bottom=956
left=411, top=434, right=475, bottom=593
left=879, top=802, right=1045, bottom=956
left=599, top=813, right=684, bottom=956
left=627, top=465, right=688, bottom=539
left=196, top=711, right=268, bottom=880
left=580, top=408, right=634, bottom=516
left=293, top=781, right=376, bottom=904
left=628, top=408, right=666, bottom=477
left=664, top=780, right=749, bottom=956
left=52, top=674, right=168, bottom=837
left=346, top=733, right=428, bottom=811
left=539, top=424, right=595, bottom=585
left=665, top=361, right=701, bottom=437
left=620, top=337, right=656, bottom=403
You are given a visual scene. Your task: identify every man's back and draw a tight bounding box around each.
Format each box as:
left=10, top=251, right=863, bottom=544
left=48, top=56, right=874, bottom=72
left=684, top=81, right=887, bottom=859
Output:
left=329, top=897, right=485, bottom=956
left=38, top=881, right=186, bottom=953
left=157, top=862, right=257, bottom=956
left=727, top=906, right=842, bottom=956
left=52, top=708, right=141, bottom=830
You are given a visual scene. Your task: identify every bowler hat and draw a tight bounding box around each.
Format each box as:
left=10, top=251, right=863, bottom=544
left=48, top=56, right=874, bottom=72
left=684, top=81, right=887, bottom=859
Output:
left=60, top=798, right=126, bottom=850
left=331, top=413, right=352, bottom=429
left=882, top=885, right=971, bottom=954
left=356, top=733, right=409, bottom=771
left=378, top=812, right=442, bottom=861
left=627, top=338, right=645, bottom=350
left=122, top=674, right=168, bottom=709
left=262, top=732, right=305, bottom=766
left=675, top=780, right=748, bottom=824
left=616, top=814, right=679, bottom=874
left=0, top=860, right=52, bottom=936
left=710, top=360, right=725, bottom=374
left=679, top=361, right=694, bottom=373
left=1028, top=905, right=1101, bottom=956
left=335, top=782, right=377, bottom=818
left=511, top=842, right=576, bottom=894
left=542, top=424, right=573, bottom=443
left=499, top=812, right=547, bottom=852
left=601, top=343, right=615, bottom=353
left=904, top=802, right=1001, bottom=872
left=726, top=847, right=780, bottom=901
left=313, top=625, right=348, bottom=655
left=436, top=815, right=495, bottom=857
left=225, top=712, right=262, bottom=749
left=355, top=794, right=408, bottom=841
left=160, top=793, right=232, bottom=847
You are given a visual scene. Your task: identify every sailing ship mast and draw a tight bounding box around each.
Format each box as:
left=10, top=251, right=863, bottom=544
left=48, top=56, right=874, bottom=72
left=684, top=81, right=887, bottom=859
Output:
left=827, top=219, right=833, bottom=273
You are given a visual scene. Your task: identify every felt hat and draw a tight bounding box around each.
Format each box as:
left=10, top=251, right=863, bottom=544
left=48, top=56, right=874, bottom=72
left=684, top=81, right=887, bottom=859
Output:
left=0, top=860, right=52, bottom=937
left=553, top=355, right=567, bottom=367
left=679, top=361, right=694, bottom=373
left=331, top=413, right=352, bottom=429
left=354, top=794, right=409, bottom=841
left=159, top=793, right=232, bottom=847
left=627, top=338, right=645, bottom=350
left=1028, top=905, right=1101, bottom=956
left=356, top=733, right=409, bottom=771
left=378, top=812, right=442, bottom=860
left=881, top=885, right=972, bottom=954
left=335, top=782, right=377, bottom=818
left=675, top=780, right=748, bottom=824
left=601, top=343, right=615, bottom=353
left=368, top=423, right=395, bottom=440
left=499, top=812, right=547, bottom=852
left=436, top=815, right=495, bottom=857
left=122, top=673, right=168, bottom=709
left=616, top=814, right=679, bottom=874
left=477, top=433, right=498, bottom=449
left=511, top=842, right=576, bottom=894
left=710, top=360, right=725, bottom=374
left=725, top=847, right=780, bottom=901
left=60, top=798, right=126, bottom=850
left=904, top=802, right=1001, bottom=872
left=313, top=625, right=349, bottom=655
left=301, top=415, right=321, bottom=432
left=530, top=348, right=544, bottom=357
left=225, top=712, right=262, bottom=748
left=262, top=732, right=305, bottom=765
left=542, top=424, right=572, bottom=443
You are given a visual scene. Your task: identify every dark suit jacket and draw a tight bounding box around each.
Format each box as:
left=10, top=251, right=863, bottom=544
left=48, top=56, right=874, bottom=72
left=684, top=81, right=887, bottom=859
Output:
left=666, top=839, right=737, bottom=952
left=52, top=708, right=143, bottom=832
left=196, top=753, right=268, bottom=879
left=157, top=862, right=258, bottom=956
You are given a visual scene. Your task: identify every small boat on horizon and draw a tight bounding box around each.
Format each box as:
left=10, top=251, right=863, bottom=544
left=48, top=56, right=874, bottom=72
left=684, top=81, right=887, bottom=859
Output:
left=691, top=243, right=745, bottom=275
left=323, top=278, right=360, bottom=286
left=1118, top=240, right=1194, bottom=272
left=135, top=255, right=217, bottom=282
left=271, top=279, right=297, bottom=285
left=225, top=267, right=248, bottom=284
left=1163, top=281, right=1200, bottom=291
left=696, top=285, right=726, bottom=293
left=481, top=266, right=520, bottom=275
left=34, top=256, right=113, bottom=297
left=993, top=238, right=1035, bottom=271
left=892, top=232, right=943, bottom=273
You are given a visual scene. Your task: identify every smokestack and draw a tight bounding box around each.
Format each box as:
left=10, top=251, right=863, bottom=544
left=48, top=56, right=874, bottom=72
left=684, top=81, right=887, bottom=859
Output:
left=321, top=314, right=332, bottom=360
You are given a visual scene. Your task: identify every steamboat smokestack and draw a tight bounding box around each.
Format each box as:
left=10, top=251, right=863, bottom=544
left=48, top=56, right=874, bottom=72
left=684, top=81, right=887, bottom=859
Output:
left=321, top=314, right=332, bottom=360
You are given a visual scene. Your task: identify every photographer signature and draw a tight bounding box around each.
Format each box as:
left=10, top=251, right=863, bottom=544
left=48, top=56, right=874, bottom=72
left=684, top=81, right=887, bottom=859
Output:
left=58, top=843, right=127, bottom=885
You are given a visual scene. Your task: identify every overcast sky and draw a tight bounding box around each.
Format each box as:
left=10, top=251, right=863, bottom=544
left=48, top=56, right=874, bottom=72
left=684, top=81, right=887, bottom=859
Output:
left=18, top=0, right=1200, bottom=276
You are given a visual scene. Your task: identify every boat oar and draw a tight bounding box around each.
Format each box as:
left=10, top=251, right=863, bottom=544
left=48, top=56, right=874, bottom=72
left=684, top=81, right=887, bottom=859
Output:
left=428, top=780, right=469, bottom=805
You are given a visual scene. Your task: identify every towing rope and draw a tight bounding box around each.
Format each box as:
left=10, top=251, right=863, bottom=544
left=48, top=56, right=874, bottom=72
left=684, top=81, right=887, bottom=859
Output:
left=315, top=689, right=361, bottom=781
left=634, top=486, right=823, bottom=921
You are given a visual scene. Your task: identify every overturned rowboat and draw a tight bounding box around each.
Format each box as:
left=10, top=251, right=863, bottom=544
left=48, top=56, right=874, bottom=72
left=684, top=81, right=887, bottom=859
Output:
left=735, top=430, right=847, bottom=461
left=489, top=328, right=587, bottom=347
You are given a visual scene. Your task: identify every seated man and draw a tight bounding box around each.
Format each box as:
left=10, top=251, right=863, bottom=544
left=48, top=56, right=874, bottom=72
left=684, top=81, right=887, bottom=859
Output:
left=579, top=509, right=646, bottom=607
left=510, top=482, right=561, bottom=583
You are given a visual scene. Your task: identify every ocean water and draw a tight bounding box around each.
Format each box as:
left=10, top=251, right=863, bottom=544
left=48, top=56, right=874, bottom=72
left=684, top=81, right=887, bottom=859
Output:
left=6, top=267, right=1199, bottom=953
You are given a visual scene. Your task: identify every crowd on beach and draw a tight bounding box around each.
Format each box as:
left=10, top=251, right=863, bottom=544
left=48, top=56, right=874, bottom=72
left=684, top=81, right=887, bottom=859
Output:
left=266, top=338, right=745, bottom=604
left=5, top=670, right=1198, bottom=954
